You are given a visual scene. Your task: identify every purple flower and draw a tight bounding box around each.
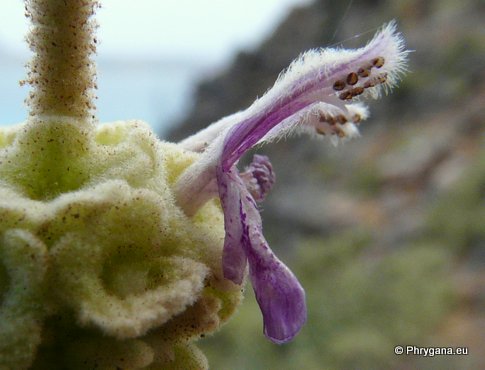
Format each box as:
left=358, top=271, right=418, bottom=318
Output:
left=175, top=22, right=407, bottom=343
left=239, top=155, right=275, bottom=203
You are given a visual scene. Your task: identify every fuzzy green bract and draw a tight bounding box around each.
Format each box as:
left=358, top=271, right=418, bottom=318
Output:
left=0, top=118, right=242, bottom=369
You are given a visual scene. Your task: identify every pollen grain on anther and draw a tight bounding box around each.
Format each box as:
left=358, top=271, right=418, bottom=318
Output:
left=335, top=127, right=345, bottom=138
left=363, top=80, right=376, bottom=89
left=372, top=56, right=385, bottom=68
left=338, top=91, right=353, bottom=100
left=377, top=73, right=388, bottom=83
left=346, top=72, right=358, bottom=85
left=357, top=68, right=370, bottom=77
left=336, top=114, right=347, bottom=124
left=351, top=87, right=364, bottom=96
left=315, top=127, right=326, bottom=136
left=333, top=80, right=346, bottom=91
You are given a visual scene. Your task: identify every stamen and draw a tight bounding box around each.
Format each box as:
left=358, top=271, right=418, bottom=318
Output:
left=346, top=72, right=358, bottom=85
left=350, top=86, right=365, bottom=96
left=333, top=80, right=346, bottom=91
left=357, top=68, right=370, bottom=77
left=336, top=114, right=347, bottom=124
left=377, top=73, right=388, bottom=83
left=338, top=91, right=353, bottom=101
left=316, top=127, right=326, bottom=136
left=372, top=56, right=385, bottom=68
left=339, top=86, right=364, bottom=100
left=363, top=80, right=376, bottom=89
left=319, top=112, right=336, bottom=125
left=335, top=128, right=345, bottom=138
left=314, top=106, right=363, bottom=140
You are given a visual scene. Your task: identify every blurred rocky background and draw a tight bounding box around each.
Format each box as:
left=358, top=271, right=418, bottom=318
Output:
left=165, top=0, right=484, bottom=368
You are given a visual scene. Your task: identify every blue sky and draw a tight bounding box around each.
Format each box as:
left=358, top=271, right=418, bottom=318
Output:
left=0, top=0, right=312, bottom=130
left=1, top=0, right=311, bottom=63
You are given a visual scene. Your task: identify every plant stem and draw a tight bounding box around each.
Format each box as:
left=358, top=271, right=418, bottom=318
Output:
left=24, top=0, right=99, bottom=121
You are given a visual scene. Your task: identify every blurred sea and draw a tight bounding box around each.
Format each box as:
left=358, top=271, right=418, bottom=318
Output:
left=0, top=56, right=208, bottom=136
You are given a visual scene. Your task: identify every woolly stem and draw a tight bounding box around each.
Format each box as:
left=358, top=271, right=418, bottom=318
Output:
left=23, top=0, right=99, bottom=121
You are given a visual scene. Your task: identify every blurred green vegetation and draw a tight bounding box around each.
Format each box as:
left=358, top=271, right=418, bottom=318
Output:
left=347, top=164, right=383, bottom=197
left=427, top=151, right=485, bottom=254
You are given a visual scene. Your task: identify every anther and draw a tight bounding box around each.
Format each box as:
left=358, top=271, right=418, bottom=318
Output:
left=357, top=68, right=370, bottom=77
left=364, top=80, right=376, bottom=89
left=377, top=73, right=388, bottom=83
left=320, top=113, right=336, bottom=125
left=351, top=87, right=364, bottom=96
left=352, top=114, right=362, bottom=124
left=316, top=127, right=326, bottom=136
left=335, top=128, right=346, bottom=138
left=346, top=72, right=358, bottom=85
left=327, top=116, right=336, bottom=125
left=338, top=91, right=353, bottom=100
left=372, top=57, right=385, bottom=68
left=336, top=115, right=347, bottom=124
left=333, top=80, right=346, bottom=91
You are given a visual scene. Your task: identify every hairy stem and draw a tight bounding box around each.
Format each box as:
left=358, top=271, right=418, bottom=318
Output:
left=24, top=0, right=99, bottom=120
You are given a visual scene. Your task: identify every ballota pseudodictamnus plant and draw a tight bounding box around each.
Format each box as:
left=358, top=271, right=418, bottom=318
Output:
left=0, top=0, right=407, bottom=368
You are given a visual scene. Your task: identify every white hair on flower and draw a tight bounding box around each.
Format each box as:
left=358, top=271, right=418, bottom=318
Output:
left=180, top=21, right=407, bottom=154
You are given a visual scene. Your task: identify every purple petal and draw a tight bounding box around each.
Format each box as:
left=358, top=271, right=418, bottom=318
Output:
left=218, top=166, right=307, bottom=343
left=221, top=101, right=307, bottom=171
left=237, top=175, right=306, bottom=343
left=218, top=169, right=247, bottom=284
left=239, top=154, right=276, bottom=203
left=247, top=234, right=307, bottom=344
